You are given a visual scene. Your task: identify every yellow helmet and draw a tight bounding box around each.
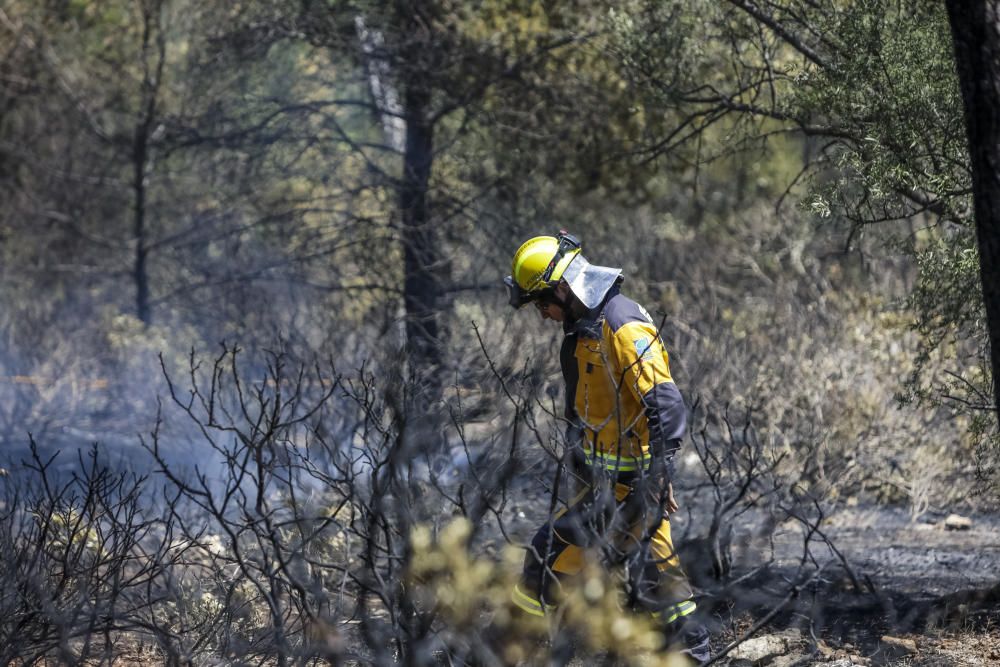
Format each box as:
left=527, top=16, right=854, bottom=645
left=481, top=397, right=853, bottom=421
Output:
left=504, top=232, right=581, bottom=308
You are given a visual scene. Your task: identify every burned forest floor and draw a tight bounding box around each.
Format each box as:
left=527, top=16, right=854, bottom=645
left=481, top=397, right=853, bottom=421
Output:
left=497, top=467, right=1000, bottom=667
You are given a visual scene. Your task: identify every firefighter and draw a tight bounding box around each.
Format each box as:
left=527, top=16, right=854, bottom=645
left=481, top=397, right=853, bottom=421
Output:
left=504, top=232, right=710, bottom=663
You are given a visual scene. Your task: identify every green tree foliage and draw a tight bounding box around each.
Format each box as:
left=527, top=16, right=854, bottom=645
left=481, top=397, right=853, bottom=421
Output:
left=179, top=0, right=684, bottom=396
left=610, top=0, right=997, bottom=479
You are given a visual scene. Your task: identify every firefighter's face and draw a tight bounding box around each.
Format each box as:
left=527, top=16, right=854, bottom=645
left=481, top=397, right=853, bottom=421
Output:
left=535, top=298, right=564, bottom=322
left=535, top=282, right=571, bottom=322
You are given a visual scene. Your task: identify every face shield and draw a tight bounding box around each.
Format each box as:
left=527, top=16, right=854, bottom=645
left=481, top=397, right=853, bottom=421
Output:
left=560, top=254, right=622, bottom=310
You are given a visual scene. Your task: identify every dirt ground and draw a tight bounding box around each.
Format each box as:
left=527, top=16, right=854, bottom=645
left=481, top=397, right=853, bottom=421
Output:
left=498, top=467, right=1000, bottom=666
left=818, top=506, right=1000, bottom=596
left=781, top=507, right=1000, bottom=666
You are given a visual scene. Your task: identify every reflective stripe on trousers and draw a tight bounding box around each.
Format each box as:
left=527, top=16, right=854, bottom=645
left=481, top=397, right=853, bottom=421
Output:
left=513, top=581, right=697, bottom=625
left=582, top=448, right=652, bottom=472
left=651, top=599, right=697, bottom=624
left=511, top=583, right=548, bottom=617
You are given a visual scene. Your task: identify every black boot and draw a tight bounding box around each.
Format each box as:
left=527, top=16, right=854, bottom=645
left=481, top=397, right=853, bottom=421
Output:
left=660, top=615, right=710, bottom=665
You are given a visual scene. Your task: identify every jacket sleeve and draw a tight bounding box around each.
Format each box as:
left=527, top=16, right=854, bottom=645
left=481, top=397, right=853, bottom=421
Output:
left=608, top=321, right=686, bottom=460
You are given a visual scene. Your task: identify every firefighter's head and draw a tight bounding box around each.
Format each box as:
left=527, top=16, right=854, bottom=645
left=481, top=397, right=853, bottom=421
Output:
left=504, top=232, right=622, bottom=319
left=504, top=232, right=581, bottom=319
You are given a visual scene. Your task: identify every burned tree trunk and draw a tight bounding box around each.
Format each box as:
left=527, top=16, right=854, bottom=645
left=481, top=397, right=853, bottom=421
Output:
left=400, top=83, right=442, bottom=396
left=132, top=124, right=151, bottom=327
left=131, top=1, right=165, bottom=328
left=946, top=0, right=1000, bottom=426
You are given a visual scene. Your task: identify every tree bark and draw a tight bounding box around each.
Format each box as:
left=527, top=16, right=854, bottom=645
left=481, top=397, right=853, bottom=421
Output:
left=355, top=16, right=406, bottom=153
left=133, top=125, right=151, bottom=327
left=132, top=1, right=165, bottom=327
left=946, top=0, right=1000, bottom=426
left=400, top=84, right=442, bottom=393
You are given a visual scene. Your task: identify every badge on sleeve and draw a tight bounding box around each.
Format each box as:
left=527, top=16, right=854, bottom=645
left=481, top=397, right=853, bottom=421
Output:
left=634, top=337, right=655, bottom=361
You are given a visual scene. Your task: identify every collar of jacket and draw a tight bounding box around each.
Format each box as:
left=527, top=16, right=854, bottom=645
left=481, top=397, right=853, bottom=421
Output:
left=563, top=282, right=622, bottom=338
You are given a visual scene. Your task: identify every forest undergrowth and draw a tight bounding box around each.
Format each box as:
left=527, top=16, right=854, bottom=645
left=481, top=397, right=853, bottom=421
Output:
left=1, top=201, right=996, bottom=665
left=0, top=301, right=997, bottom=665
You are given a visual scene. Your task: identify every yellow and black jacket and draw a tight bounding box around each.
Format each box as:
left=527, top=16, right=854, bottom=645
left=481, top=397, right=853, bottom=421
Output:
left=561, top=284, right=686, bottom=473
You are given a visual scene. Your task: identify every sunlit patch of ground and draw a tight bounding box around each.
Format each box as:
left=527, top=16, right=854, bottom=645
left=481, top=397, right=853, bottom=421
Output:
left=901, top=629, right=1000, bottom=667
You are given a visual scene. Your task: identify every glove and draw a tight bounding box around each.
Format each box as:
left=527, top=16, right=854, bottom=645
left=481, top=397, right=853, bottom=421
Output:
left=647, top=453, right=679, bottom=514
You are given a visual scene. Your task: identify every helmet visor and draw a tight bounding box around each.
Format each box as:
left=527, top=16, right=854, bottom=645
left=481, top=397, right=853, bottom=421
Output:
left=505, top=275, right=532, bottom=309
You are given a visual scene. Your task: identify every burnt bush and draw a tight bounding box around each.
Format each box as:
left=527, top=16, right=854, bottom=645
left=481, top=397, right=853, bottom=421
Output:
left=0, top=343, right=870, bottom=666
